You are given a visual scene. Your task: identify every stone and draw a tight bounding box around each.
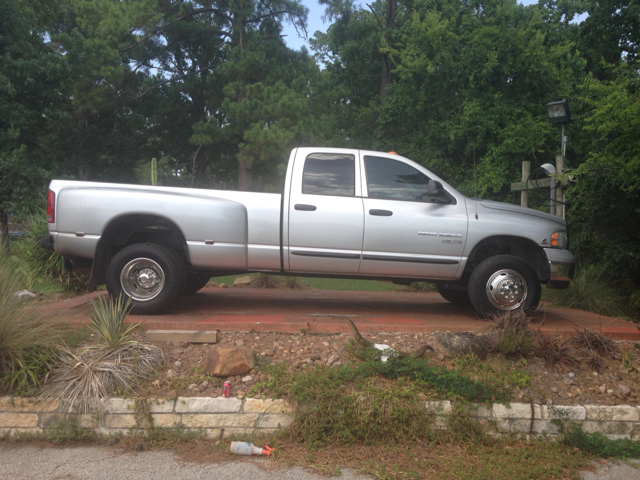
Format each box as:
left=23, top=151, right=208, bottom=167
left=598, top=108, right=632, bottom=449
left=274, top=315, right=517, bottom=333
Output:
left=243, top=399, right=292, bottom=414
left=242, top=376, right=253, bottom=383
left=233, top=276, right=253, bottom=287
left=175, top=397, right=242, bottom=413
left=494, top=403, right=542, bottom=420
left=201, top=380, right=209, bottom=389
left=430, top=332, right=495, bottom=360
left=0, top=413, right=39, bottom=428
left=103, top=398, right=135, bottom=414
left=551, top=387, right=558, bottom=394
left=149, top=399, right=175, bottom=413
left=168, top=390, right=178, bottom=401
left=540, top=405, right=586, bottom=421
left=255, top=414, right=295, bottom=429
left=599, top=385, right=606, bottom=394
left=586, top=405, right=639, bottom=422
left=151, top=414, right=181, bottom=428
left=618, top=385, right=631, bottom=396
left=204, top=347, right=256, bottom=377
left=219, top=283, right=228, bottom=288
left=104, top=415, right=137, bottom=429
left=181, top=414, right=258, bottom=428
left=264, top=349, right=274, bottom=357
left=326, top=354, right=338, bottom=365
left=174, top=361, right=182, bottom=368
left=0, top=397, right=59, bottom=413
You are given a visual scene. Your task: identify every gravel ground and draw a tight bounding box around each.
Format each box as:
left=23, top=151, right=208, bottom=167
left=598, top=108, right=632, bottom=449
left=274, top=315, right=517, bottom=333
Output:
left=0, top=445, right=371, bottom=480
left=1, top=445, right=639, bottom=480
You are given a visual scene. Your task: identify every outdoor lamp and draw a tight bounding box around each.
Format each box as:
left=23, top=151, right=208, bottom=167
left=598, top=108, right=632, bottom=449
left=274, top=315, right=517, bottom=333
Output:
left=545, top=99, right=570, bottom=124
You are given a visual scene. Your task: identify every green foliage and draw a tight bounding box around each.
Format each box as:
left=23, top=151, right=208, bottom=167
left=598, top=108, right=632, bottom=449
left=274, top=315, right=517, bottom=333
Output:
left=9, top=210, right=82, bottom=292
left=543, top=264, right=633, bottom=319
left=492, top=310, right=537, bottom=357
left=43, top=419, right=97, bottom=444
left=563, top=422, right=640, bottom=458
left=0, top=259, right=61, bottom=394
left=88, top=295, right=137, bottom=348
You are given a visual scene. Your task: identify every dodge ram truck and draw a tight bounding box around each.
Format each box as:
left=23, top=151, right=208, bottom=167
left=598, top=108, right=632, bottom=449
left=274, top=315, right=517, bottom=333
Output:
left=46, top=147, right=575, bottom=317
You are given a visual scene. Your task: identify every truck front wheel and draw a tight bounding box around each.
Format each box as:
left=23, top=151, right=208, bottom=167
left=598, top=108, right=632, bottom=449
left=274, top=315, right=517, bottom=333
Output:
left=105, top=243, right=187, bottom=315
left=468, top=255, right=541, bottom=318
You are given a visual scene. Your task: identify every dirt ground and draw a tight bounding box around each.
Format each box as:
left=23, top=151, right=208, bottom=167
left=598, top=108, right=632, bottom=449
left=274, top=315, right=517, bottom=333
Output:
left=136, top=328, right=640, bottom=406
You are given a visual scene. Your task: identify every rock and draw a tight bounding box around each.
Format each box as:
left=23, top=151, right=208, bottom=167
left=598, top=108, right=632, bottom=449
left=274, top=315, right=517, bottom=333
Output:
left=219, top=283, right=228, bottom=288
left=618, top=384, right=631, bottom=396
left=201, top=380, right=209, bottom=388
left=236, top=340, right=244, bottom=347
left=551, top=387, right=558, bottom=394
left=430, top=332, right=495, bottom=360
left=204, top=346, right=255, bottom=377
left=599, top=385, right=606, bottom=394
left=327, top=354, right=338, bottom=366
left=264, top=349, right=274, bottom=357
left=174, top=361, right=182, bottom=368
left=166, top=369, right=175, bottom=378
left=233, top=276, right=253, bottom=287
left=15, top=290, right=37, bottom=299
left=168, top=389, right=178, bottom=400
left=310, top=354, right=321, bottom=361
left=436, top=354, right=446, bottom=361
left=242, top=375, right=253, bottom=382
left=568, top=372, right=575, bottom=378
left=188, top=383, right=198, bottom=390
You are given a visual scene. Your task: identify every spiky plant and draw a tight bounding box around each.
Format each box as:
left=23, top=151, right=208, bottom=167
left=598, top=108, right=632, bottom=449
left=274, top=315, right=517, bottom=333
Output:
left=572, top=328, right=618, bottom=360
left=40, top=295, right=163, bottom=414
left=535, top=332, right=578, bottom=370
left=491, top=309, right=536, bottom=357
left=0, top=259, right=61, bottom=394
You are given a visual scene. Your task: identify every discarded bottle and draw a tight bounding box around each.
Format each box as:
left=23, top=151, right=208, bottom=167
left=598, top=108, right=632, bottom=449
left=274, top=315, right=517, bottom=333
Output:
left=229, top=441, right=274, bottom=456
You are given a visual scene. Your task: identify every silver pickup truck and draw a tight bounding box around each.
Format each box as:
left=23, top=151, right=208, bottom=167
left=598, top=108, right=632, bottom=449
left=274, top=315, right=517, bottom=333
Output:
left=47, top=147, right=575, bottom=317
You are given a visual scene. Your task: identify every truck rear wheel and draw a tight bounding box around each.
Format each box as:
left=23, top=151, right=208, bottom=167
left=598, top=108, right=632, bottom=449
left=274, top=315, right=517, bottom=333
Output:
left=105, top=243, right=187, bottom=315
left=183, top=271, right=212, bottom=296
left=468, top=255, right=541, bottom=318
left=436, top=282, right=471, bottom=306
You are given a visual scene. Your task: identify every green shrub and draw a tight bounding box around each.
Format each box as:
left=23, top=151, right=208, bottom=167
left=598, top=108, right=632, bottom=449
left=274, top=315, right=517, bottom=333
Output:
left=0, top=259, right=61, bottom=394
left=544, top=264, right=632, bottom=319
left=563, top=423, right=640, bottom=458
left=88, top=295, right=136, bottom=348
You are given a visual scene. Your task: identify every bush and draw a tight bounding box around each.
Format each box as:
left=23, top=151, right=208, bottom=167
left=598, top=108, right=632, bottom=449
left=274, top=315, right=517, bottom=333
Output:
left=492, top=310, right=536, bottom=357
left=563, top=423, right=640, bottom=458
left=544, top=264, right=632, bottom=319
left=0, top=258, right=61, bottom=394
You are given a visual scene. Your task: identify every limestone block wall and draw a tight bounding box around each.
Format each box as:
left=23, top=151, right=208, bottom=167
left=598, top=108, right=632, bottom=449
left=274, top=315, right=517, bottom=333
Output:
left=2, top=396, right=640, bottom=441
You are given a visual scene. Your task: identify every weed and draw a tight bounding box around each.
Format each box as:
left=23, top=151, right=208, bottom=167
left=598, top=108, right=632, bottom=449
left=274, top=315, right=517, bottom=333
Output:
left=249, top=273, right=281, bottom=289
left=622, top=352, right=635, bottom=371
left=573, top=327, right=618, bottom=360
left=44, top=419, right=97, bottom=444
left=563, top=423, right=640, bottom=458
left=492, top=310, right=536, bottom=357
left=535, top=332, right=578, bottom=370
left=445, top=402, right=485, bottom=443
left=408, top=282, right=436, bottom=293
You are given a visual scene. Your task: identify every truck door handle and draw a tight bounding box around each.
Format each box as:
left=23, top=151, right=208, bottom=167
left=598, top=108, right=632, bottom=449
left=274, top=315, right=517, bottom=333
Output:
left=369, top=209, right=393, bottom=216
left=294, top=204, right=317, bottom=211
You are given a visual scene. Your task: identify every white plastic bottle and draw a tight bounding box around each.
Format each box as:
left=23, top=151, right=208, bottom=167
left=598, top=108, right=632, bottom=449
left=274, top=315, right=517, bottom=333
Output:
left=229, top=441, right=265, bottom=455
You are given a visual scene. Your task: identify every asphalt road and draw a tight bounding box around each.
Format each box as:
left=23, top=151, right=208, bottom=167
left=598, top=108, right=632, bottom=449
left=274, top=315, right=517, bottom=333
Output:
left=1, top=445, right=639, bottom=480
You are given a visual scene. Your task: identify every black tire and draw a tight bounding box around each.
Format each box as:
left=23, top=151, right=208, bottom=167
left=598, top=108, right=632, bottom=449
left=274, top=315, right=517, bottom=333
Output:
left=468, top=255, right=541, bottom=318
left=183, top=271, right=212, bottom=296
left=436, top=282, right=471, bottom=306
left=105, top=243, right=187, bottom=315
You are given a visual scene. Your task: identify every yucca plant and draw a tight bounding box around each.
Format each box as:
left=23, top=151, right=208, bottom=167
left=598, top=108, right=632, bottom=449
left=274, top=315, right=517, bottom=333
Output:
left=0, top=259, right=61, bottom=394
left=88, top=294, right=137, bottom=348
left=40, top=295, right=163, bottom=414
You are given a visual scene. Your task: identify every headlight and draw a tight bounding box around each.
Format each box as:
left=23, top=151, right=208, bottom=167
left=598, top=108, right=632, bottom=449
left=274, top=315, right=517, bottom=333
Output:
left=551, top=231, right=568, bottom=249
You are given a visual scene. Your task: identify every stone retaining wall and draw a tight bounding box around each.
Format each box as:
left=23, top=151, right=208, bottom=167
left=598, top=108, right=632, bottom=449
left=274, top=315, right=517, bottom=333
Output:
left=2, top=396, right=639, bottom=441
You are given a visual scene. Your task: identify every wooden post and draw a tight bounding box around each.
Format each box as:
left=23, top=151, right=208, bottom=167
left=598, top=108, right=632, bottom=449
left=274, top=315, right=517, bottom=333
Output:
left=521, top=161, right=530, bottom=208
left=555, top=155, right=564, bottom=218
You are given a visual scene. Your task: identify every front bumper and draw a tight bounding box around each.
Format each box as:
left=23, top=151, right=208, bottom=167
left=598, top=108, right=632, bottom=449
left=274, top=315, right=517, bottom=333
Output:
left=543, top=248, right=576, bottom=289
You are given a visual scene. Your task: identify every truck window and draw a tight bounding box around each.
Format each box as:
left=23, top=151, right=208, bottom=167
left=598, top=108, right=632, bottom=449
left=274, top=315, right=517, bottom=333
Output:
left=302, top=153, right=355, bottom=197
left=364, top=156, right=430, bottom=201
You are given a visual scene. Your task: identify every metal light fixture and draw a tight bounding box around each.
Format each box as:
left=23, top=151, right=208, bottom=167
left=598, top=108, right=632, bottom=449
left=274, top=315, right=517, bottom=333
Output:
left=545, top=99, right=570, bottom=124
left=545, top=99, right=570, bottom=218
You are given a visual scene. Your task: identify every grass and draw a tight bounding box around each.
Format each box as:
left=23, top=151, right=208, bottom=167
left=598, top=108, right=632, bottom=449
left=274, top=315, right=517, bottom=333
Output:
left=0, top=259, right=62, bottom=395
left=543, top=264, right=633, bottom=319
left=210, top=273, right=432, bottom=292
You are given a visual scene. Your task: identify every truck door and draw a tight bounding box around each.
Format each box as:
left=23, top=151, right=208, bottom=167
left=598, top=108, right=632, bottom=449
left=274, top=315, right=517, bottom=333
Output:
left=287, top=150, right=364, bottom=273
left=359, top=154, right=468, bottom=279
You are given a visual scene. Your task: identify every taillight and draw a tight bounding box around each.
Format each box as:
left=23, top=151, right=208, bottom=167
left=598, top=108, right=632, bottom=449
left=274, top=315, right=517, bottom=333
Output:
left=47, top=189, right=55, bottom=223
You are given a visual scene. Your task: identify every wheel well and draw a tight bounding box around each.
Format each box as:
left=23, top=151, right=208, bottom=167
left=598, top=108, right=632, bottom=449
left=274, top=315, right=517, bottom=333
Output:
left=461, top=236, right=549, bottom=285
left=88, top=214, right=189, bottom=289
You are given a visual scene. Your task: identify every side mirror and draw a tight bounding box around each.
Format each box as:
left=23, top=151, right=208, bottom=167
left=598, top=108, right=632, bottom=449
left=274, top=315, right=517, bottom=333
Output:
left=425, top=180, right=453, bottom=204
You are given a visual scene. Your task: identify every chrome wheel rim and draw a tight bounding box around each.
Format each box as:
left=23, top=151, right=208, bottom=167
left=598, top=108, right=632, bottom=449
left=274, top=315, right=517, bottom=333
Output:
left=485, top=269, right=527, bottom=310
left=120, top=258, right=165, bottom=302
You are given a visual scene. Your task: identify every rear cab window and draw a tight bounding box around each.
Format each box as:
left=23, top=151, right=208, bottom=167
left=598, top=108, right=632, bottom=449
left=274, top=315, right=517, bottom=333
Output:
left=302, top=153, right=356, bottom=197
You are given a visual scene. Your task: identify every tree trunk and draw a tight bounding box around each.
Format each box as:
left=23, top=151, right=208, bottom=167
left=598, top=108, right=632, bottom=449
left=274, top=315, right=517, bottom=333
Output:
left=380, top=0, right=397, bottom=104
left=238, top=161, right=253, bottom=191
left=0, top=206, right=9, bottom=255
